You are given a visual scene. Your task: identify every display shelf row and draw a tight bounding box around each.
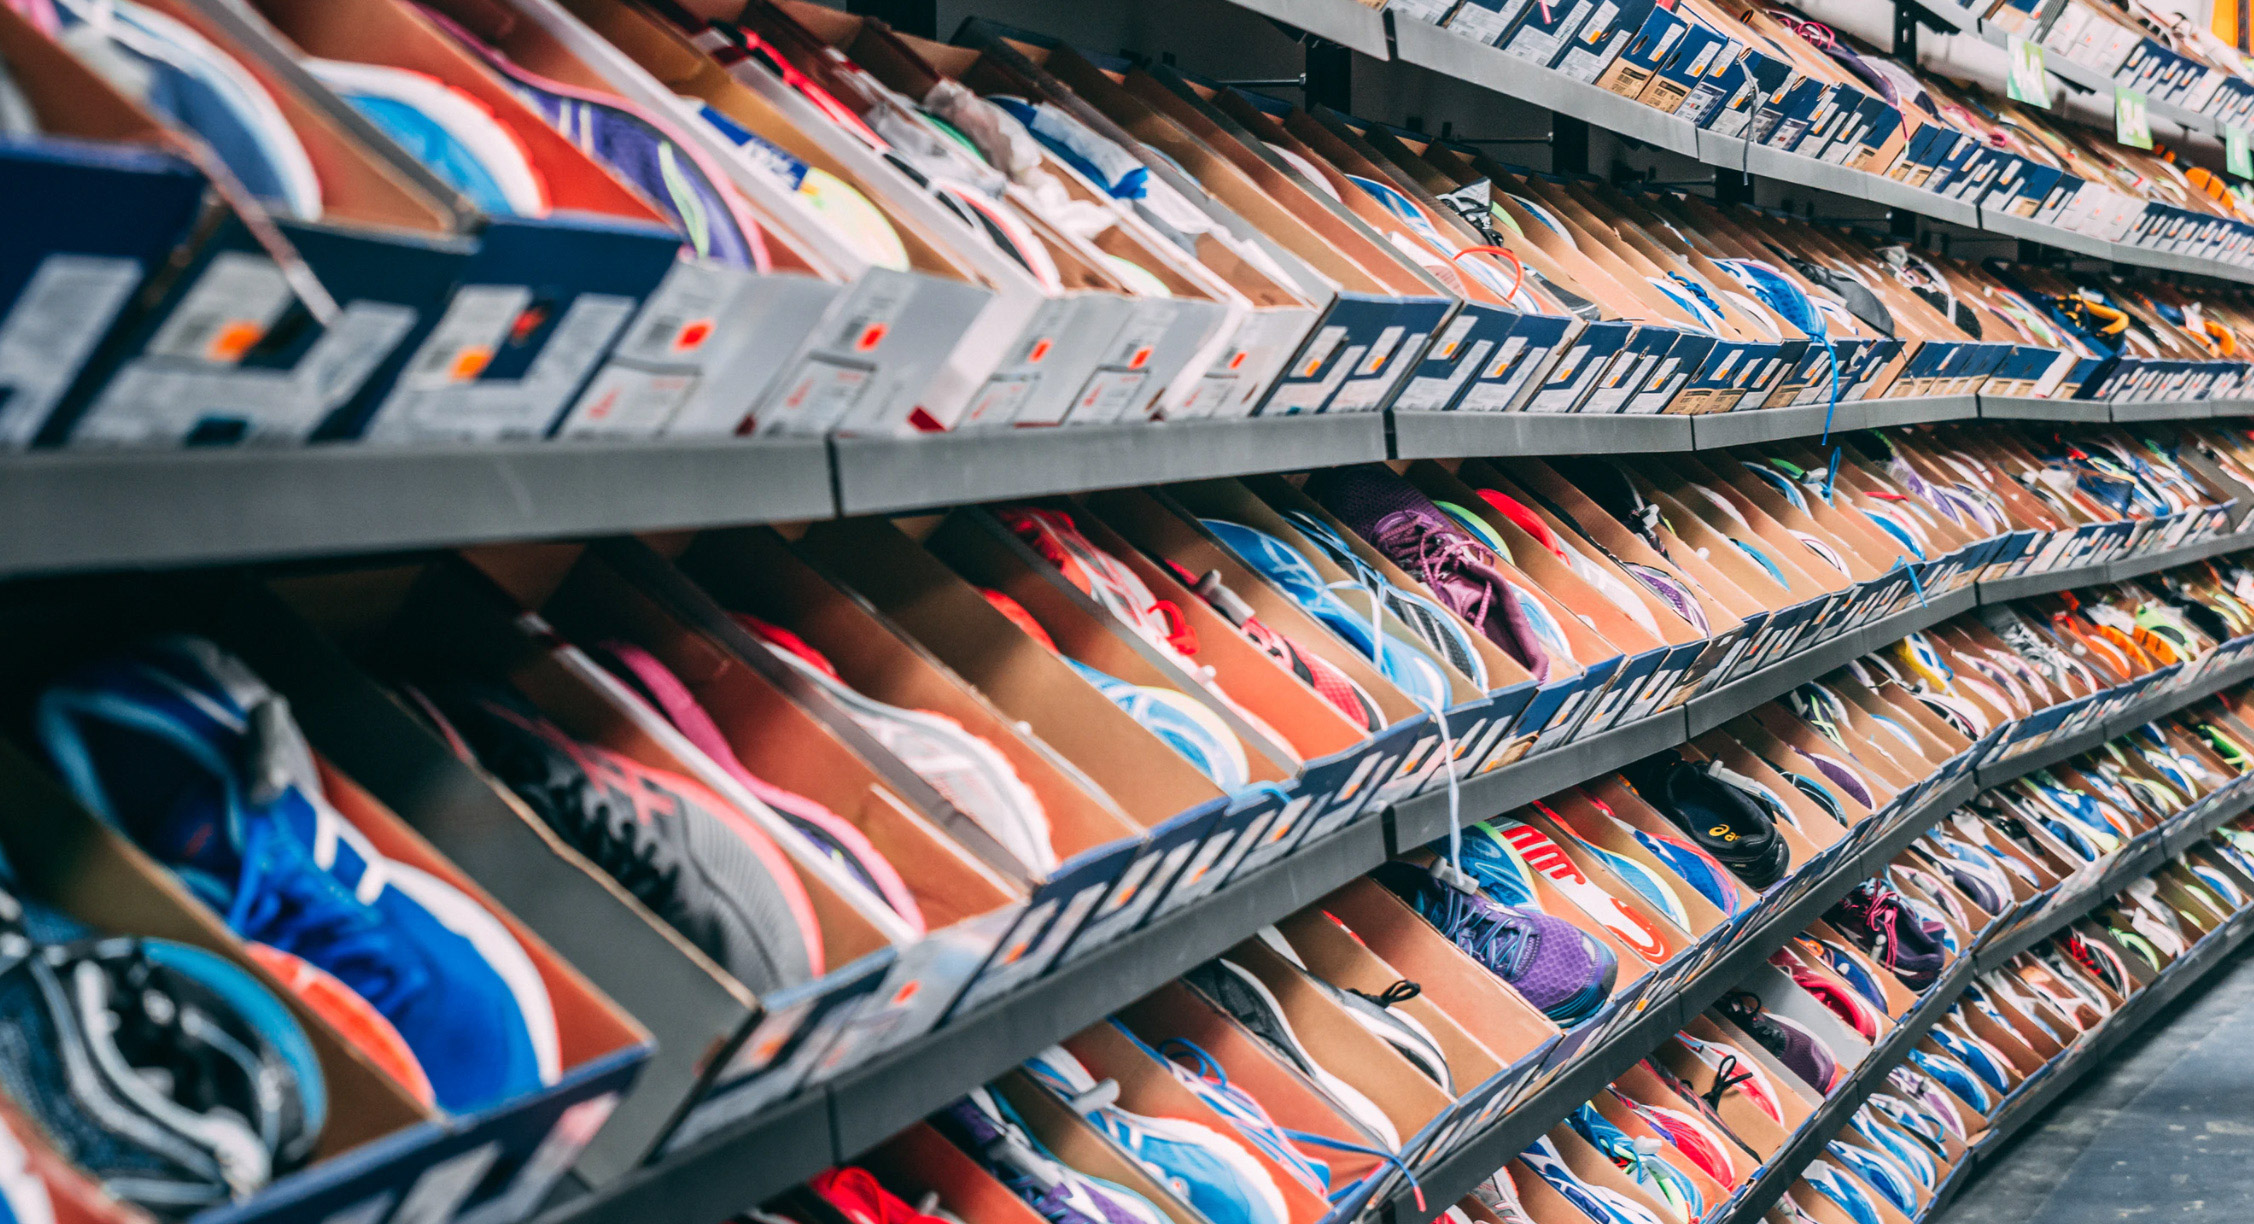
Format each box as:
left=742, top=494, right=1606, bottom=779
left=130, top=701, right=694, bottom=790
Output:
left=1709, top=784, right=2254, bottom=1224
left=1381, top=11, right=2254, bottom=286
left=10, top=392, right=2242, bottom=583
left=1387, top=770, right=1984, bottom=1224
left=531, top=533, right=2254, bottom=1224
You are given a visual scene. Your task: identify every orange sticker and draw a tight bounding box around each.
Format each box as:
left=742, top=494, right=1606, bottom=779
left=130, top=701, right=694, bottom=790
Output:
left=1128, top=346, right=1153, bottom=370
left=210, top=321, right=264, bottom=362
left=1228, top=350, right=1249, bottom=370
left=854, top=322, right=888, bottom=351
left=1027, top=337, right=1053, bottom=363
left=450, top=346, right=494, bottom=381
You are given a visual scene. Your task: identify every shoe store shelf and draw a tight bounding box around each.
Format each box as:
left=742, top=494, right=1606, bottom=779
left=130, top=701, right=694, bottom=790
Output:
left=536, top=816, right=1394, bottom=1224
left=1387, top=771, right=1983, bottom=1224
left=1974, top=789, right=2254, bottom=973
left=1970, top=909, right=2254, bottom=1156
left=1383, top=10, right=2254, bottom=286
left=1976, top=394, right=2127, bottom=424
left=1388, top=396, right=1983, bottom=461
left=1935, top=3, right=2224, bottom=140
left=530, top=528, right=2233, bottom=1224
left=0, top=437, right=837, bottom=582
left=2, top=399, right=2238, bottom=583
left=1683, top=586, right=1980, bottom=738
left=1702, top=952, right=1981, bottom=1224
left=829, top=413, right=1390, bottom=515
left=1387, top=641, right=2254, bottom=1224
left=1703, top=801, right=2254, bottom=1224
left=1215, top=0, right=1394, bottom=58
left=1967, top=525, right=2254, bottom=607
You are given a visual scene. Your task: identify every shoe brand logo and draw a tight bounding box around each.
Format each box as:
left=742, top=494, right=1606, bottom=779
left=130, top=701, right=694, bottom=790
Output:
left=1499, top=820, right=1675, bottom=963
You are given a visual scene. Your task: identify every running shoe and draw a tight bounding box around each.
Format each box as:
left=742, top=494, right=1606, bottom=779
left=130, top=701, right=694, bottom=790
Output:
left=1797, top=938, right=1891, bottom=1011
left=724, top=616, right=1056, bottom=874
left=1196, top=518, right=1453, bottom=709
left=1569, top=1103, right=1703, bottom=1221
left=1179, top=957, right=1400, bottom=1148
left=1145, top=1036, right=1331, bottom=1196
left=588, top=638, right=936, bottom=914
left=1614, top=1092, right=1738, bottom=1185
left=1825, top=1141, right=1918, bottom=1213
left=1829, top=882, right=1947, bottom=989
left=1676, top=1032, right=1786, bottom=1123
left=932, top=1087, right=1171, bottom=1224
left=1848, top=1106, right=1937, bottom=1188
left=1305, top=465, right=1563, bottom=680
left=1629, top=753, right=1789, bottom=889
left=1803, top=1159, right=1884, bottom=1224
left=812, top=1166, right=952, bottom=1224
left=1905, top=1049, right=1990, bottom=1112
left=38, top=639, right=555, bottom=1113
left=1720, top=992, right=1840, bottom=1093
left=1154, top=558, right=1383, bottom=733
left=1250, top=928, right=1451, bottom=1093
left=1774, top=958, right=1880, bottom=1041
left=305, top=58, right=547, bottom=217
left=1024, top=1045, right=1288, bottom=1224
left=417, top=683, right=823, bottom=995
left=0, top=926, right=324, bottom=1215
left=1521, top=1137, right=1666, bottom=1224
left=1371, top=862, right=1616, bottom=1025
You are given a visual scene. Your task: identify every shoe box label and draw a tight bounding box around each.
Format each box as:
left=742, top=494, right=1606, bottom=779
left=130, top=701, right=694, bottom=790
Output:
left=666, top=963, right=890, bottom=1157
left=66, top=247, right=419, bottom=447
left=0, top=253, right=144, bottom=448
left=553, top=257, right=836, bottom=440
left=1399, top=301, right=1524, bottom=412
left=1462, top=313, right=1578, bottom=412
left=1527, top=321, right=1633, bottom=412
left=1596, top=6, right=1686, bottom=100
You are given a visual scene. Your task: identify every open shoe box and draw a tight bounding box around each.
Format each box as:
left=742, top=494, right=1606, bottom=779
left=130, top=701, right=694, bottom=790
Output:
left=792, top=516, right=1301, bottom=944
left=774, top=5, right=1248, bottom=424
left=268, top=555, right=905, bottom=1176
left=1314, top=878, right=1563, bottom=1126
left=1146, top=477, right=1524, bottom=794
left=955, top=22, right=1331, bottom=421
left=962, top=25, right=1444, bottom=418
left=188, top=0, right=707, bottom=444
left=0, top=577, right=651, bottom=1219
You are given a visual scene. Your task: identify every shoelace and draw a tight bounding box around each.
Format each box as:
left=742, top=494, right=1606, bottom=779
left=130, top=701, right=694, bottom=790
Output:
left=1569, top=1104, right=1702, bottom=1220
left=1371, top=515, right=1499, bottom=640
left=1420, top=882, right=1536, bottom=978
left=231, top=818, right=427, bottom=1014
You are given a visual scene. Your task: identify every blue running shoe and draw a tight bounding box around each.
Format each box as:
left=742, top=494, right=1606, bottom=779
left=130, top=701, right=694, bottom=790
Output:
left=1804, top=1160, right=1884, bottom=1224
left=37, top=637, right=556, bottom=1113
left=1063, top=659, right=1251, bottom=792
left=1024, top=1046, right=1288, bottom=1224
left=933, top=1087, right=1170, bottom=1224
left=0, top=920, right=323, bottom=1215
left=1197, top=519, right=1454, bottom=709
left=1826, top=1142, right=1917, bottom=1213
left=1568, top=1104, right=1702, bottom=1221
left=1905, top=1049, right=1990, bottom=1112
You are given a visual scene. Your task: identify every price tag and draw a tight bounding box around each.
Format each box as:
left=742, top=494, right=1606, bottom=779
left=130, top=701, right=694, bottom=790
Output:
left=2008, top=36, right=2050, bottom=108
left=2230, top=125, right=2253, bottom=179
left=2115, top=85, right=2153, bottom=149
